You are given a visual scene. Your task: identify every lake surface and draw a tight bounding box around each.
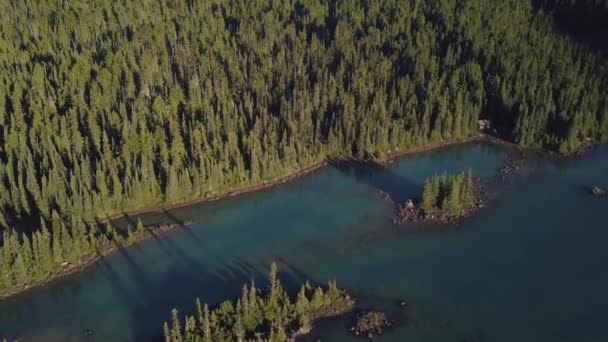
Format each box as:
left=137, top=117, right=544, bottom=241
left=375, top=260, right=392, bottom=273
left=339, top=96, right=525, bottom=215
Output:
left=0, top=142, right=607, bottom=342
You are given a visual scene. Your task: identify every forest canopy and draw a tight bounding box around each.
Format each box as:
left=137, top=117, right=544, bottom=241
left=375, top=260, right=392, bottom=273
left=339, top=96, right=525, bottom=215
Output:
left=0, top=0, right=606, bottom=233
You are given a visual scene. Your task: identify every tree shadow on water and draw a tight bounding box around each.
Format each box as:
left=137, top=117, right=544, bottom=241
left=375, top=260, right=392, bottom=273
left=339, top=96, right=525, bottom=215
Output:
left=161, top=208, right=205, bottom=246
left=130, top=259, right=271, bottom=341
left=327, top=157, right=421, bottom=207
left=92, top=256, right=329, bottom=341
left=116, top=212, right=210, bottom=281
left=91, top=221, right=152, bottom=302
left=92, top=249, right=232, bottom=342
left=96, top=252, right=138, bottom=306
left=93, top=217, right=208, bottom=306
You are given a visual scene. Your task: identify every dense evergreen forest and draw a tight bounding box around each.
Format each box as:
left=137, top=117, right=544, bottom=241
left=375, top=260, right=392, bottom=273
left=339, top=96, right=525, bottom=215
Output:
left=0, top=217, right=147, bottom=297
left=162, top=263, right=353, bottom=342
left=0, top=0, right=607, bottom=296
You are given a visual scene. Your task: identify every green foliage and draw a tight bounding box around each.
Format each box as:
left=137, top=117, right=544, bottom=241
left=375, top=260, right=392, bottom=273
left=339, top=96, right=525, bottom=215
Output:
left=136, top=219, right=145, bottom=234
left=0, top=221, right=138, bottom=297
left=0, top=0, right=606, bottom=295
left=164, top=263, right=353, bottom=342
left=126, top=227, right=136, bottom=246
left=420, top=178, right=438, bottom=212
left=442, top=179, right=463, bottom=215
left=0, top=0, right=605, bottom=232
left=420, top=170, right=476, bottom=216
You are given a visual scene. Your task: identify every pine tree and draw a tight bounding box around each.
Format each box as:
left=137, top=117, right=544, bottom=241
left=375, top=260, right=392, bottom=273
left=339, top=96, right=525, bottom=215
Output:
left=296, top=286, right=311, bottom=328
left=442, top=177, right=462, bottom=215
left=51, top=211, right=64, bottom=264
left=461, top=169, right=476, bottom=208
left=126, top=227, right=136, bottom=246
left=0, top=256, right=11, bottom=291
left=202, top=304, right=212, bottom=342
left=184, top=316, right=197, bottom=342
left=13, top=253, right=28, bottom=286
left=136, top=218, right=145, bottom=234
left=171, top=309, right=182, bottom=342
left=163, top=322, right=171, bottom=342
left=195, top=298, right=204, bottom=327
left=420, top=178, right=436, bottom=211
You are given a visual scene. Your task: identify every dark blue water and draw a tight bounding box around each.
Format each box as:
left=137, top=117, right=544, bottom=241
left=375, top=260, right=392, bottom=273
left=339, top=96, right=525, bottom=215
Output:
left=0, top=142, right=607, bottom=342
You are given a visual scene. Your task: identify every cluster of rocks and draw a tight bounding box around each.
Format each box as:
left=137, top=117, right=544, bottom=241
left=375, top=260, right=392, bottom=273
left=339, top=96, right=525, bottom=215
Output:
left=393, top=199, right=423, bottom=223
left=394, top=196, right=485, bottom=225
left=591, top=186, right=607, bottom=197
left=498, top=159, right=527, bottom=182
left=499, top=165, right=518, bottom=174
left=350, top=311, right=392, bottom=338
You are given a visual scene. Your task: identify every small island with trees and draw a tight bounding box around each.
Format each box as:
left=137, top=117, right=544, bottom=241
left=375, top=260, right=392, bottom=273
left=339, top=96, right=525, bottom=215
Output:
left=397, top=169, right=480, bottom=224
left=162, top=263, right=354, bottom=342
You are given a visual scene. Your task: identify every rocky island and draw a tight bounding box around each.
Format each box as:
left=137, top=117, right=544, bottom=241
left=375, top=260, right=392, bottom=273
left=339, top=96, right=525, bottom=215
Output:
left=591, top=186, right=607, bottom=197
left=396, top=169, right=482, bottom=224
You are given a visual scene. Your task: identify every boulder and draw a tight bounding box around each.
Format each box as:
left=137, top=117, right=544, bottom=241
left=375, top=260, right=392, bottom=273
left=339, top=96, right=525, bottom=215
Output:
left=404, top=199, right=415, bottom=210
left=592, top=186, right=607, bottom=196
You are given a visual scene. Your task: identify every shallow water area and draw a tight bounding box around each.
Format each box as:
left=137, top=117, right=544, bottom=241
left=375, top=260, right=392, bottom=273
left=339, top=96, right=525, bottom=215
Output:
left=1, top=142, right=607, bottom=342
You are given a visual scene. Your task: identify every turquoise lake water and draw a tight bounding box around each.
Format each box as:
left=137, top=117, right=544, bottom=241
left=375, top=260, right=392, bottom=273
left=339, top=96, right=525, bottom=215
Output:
left=0, top=142, right=607, bottom=342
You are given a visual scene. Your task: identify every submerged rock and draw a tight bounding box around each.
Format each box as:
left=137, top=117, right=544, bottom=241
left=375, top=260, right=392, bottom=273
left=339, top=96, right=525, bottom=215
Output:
left=377, top=190, right=392, bottom=201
